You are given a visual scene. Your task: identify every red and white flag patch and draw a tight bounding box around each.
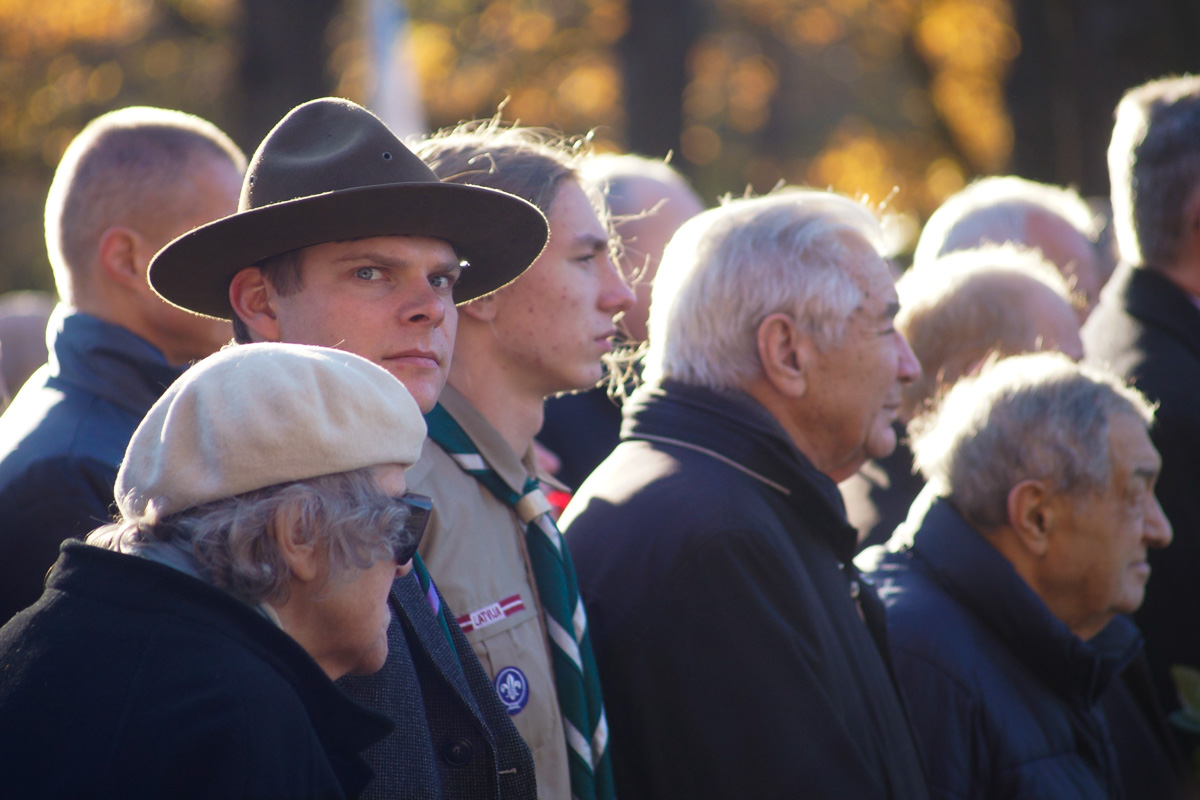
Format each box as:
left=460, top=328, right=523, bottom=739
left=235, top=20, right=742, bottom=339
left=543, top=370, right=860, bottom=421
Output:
left=457, top=594, right=526, bottom=633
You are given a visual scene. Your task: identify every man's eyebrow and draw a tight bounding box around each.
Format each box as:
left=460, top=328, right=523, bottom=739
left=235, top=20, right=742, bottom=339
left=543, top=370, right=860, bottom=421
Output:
left=575, top=233, right=609, bottom=252
left=332, top=250, right=463, bottom=271
left=1133, top=465, right=1160, bottom=481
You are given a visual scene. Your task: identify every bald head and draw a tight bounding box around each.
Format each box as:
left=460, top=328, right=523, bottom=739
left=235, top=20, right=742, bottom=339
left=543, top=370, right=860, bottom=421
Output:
left=898, top=246, right=1083, bottom=420
left=581, top=154, right=704, bottom=342
left=914, top=176, right=1101, bottom=317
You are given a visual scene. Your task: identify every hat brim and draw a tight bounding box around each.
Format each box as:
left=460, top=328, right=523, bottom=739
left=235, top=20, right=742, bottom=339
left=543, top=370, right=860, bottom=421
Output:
left=149, top=181, right=549, bottom=319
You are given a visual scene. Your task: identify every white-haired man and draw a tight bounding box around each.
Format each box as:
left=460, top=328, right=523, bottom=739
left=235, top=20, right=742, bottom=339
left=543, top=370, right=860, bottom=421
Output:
left=561, top=190, right=928, bottom=799
left=843, top=245, right=1083, bottom=548
left=0, top=107, right=244, bottom=624
left=858, top=352, right=1181, bottom=799
left=1084, top=74, right=1200, bottom=731
left=913, top=175, right=1102, bottom=317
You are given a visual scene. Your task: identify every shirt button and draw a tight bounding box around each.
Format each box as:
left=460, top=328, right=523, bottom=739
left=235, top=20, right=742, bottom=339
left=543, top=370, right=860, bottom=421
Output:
left=443, top=737, right=474, bottom=766
left=849, top=580, right=860, bottom=599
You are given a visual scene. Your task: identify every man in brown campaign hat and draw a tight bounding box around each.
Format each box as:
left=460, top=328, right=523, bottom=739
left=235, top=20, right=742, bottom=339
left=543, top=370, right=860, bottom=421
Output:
left=149, top=97, right=548, bottom=800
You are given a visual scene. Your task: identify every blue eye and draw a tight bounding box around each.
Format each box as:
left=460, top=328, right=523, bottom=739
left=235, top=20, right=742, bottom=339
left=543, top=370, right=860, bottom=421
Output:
left=355, top=267, right=382, bottom=281
left=430, top=270, right=460, bottom=290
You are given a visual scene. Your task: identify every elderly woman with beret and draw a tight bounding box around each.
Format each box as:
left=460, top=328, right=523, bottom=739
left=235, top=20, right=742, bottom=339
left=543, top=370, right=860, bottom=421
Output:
left=0, top=342, right=431, bottom=799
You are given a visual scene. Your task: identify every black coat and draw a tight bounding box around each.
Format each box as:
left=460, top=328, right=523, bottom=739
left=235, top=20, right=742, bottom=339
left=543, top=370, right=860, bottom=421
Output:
left=859, top=499, right=1144, bottom=799
left=0, top=311, right=184, bottom=624
left=561, top=381, right=930, bottom=800
left=1082, top=262, right=1200, bottom=719
left=0, top=542, right=391, bottom=800
left=338, top=570, right=537, bottom=800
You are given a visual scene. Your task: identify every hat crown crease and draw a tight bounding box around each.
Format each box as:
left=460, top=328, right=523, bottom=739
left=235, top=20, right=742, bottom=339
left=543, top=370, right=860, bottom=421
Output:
left=242, top=100, right=439, bottom=212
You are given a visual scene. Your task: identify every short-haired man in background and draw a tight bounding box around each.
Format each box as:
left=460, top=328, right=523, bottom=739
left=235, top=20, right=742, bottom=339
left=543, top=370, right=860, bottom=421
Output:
left=411, top=125, right=635, bottom=800
left=561, top=190, right=929, bottom=799
left=913, top=175, right=1102, bottom=317
left=0, top=107, right=244, bottom=623
left=859, top=352, right=1180, bottom=799
left=1084, top=74, right=1200, bottom=736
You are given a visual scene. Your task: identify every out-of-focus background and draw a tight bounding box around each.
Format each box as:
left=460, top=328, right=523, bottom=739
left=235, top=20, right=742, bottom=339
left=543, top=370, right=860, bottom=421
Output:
left=1, top=0, right=1198, bottom=296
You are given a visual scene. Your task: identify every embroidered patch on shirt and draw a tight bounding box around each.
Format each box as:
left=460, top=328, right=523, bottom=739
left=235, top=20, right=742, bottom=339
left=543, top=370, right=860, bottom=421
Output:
left=456, top=594, right=526, bottom=633
left=495, top=666, right=530, bottom=715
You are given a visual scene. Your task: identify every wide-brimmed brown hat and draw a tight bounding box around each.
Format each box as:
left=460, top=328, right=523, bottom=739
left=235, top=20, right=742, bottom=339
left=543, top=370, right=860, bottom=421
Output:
left=149, top=97, right=549, bottom=319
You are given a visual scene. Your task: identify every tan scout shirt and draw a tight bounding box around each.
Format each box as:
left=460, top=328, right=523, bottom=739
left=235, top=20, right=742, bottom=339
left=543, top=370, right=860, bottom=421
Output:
left=408, top=385, right=570, bottom=800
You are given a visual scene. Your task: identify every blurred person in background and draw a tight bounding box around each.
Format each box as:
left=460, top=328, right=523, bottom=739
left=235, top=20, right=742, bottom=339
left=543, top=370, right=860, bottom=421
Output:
left=1084, top=74, right=1200, bottom=748
left=0, top=107, right=243, bottom=624
left=913, top=175, right=1102, bottom=318
left=539, top=152, right=705, bottom=491
left=859, top=353, right=1186, bottom=800
left=0, top=290, right=56, bottom=405
left=411, top=123, right=636, bottom=800
left=562, top=190, right=929, bottom=800
left=0, top=343, right=428, bottom=799
left=843, top=245, right=1082, bottom=549
left=150, top=97, right=546, bottom=799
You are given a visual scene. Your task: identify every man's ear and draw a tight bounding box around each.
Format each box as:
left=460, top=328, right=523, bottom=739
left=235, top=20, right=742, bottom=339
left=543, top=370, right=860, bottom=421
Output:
left=270, top=503, right=321, bottom=584
left=229, top=266, right=281, bottom=342
left=460, top=293, right=498, bottom=323
left=756, top=312, right=814, bottom=398
left=97, top=226, right=145, bottom=289
left=1006, top=478, right=1059, bottom=556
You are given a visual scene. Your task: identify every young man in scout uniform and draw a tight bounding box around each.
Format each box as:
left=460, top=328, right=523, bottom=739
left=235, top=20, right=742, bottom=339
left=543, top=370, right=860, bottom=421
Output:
left=411, top=124, right=636, bottom=800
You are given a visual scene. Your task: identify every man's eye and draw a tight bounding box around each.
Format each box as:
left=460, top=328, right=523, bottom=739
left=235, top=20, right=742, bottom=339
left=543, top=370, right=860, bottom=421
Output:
left=430, top=273, right=459, bottom=290
left=355, top=267, right=382, bottom=281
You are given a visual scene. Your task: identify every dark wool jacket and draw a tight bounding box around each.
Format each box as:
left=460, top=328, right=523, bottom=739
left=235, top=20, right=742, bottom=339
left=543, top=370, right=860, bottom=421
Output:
left=338, top=572, right=537, bottom=800
left=560, top=381, right=930, bottom=800
left=858, top=499, right=1142, bottom=800
left=0, top=310, right=183, bottom=623
left=1082, top=262, right=1200, bottom=719
left=0, top=542, right=392, bottom=800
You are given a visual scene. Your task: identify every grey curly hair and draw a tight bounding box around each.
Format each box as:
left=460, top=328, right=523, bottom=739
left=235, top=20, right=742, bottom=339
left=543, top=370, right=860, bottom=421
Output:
left=88, top=467, right=408, bottom=604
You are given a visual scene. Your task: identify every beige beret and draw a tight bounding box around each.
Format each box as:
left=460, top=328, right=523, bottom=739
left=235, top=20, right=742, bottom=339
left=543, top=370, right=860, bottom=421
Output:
left=116, top=342, right=426, bottom=521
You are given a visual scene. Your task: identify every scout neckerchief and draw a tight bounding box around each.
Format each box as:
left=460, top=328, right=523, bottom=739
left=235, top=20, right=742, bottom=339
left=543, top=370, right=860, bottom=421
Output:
left=426, top=403, right=615, bottom=800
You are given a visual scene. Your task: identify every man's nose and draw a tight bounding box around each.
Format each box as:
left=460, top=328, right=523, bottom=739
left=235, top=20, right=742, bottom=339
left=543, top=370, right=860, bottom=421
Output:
left=1145, top=495, right=1173, bottom=549
left=896, top=331, right=921, bottom=385
left=599, top=253, right=637, bottom=315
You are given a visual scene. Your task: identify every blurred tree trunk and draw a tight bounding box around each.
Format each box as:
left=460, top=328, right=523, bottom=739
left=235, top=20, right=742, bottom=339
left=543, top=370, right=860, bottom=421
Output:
left=1006, top=0, right=1200, bottom=196
left=619, top=0, right=707, bottom=159
left=232, top=0, right=342, bottom=152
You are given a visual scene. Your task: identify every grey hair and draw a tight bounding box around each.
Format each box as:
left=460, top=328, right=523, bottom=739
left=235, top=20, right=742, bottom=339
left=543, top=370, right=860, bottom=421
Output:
left=911, top=352, right=1155, bottom=531
left=579, top=153, right=701, bottom=218
left=44, top=106, right=247, bottom=306
left=642, top=188, right=885, bottom=389
left=87, top=467, right=405, bottom=605
left=1109, top=74, right=1200, bottom=269
left=898, top=245, right=1076, bottom=417
left=913, top=176, right=1097, bottom=268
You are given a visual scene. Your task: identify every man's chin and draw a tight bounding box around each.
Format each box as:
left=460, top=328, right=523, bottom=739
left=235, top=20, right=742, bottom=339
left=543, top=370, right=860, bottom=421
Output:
left=864, top=429, right=899, bottom=461
left=381, top=364, right=447, bottom=413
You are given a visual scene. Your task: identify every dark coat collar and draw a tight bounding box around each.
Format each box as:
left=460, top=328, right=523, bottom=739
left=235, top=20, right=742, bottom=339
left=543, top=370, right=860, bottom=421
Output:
left=906, top=499, right=1141, bottom=707
left=622, top=380, right=856, bottom=562
left=1101, top=262, right=1200, bottom=357
left=50, top=542, right=392, bottom=797
left=46, top=309, right=184, bottom=416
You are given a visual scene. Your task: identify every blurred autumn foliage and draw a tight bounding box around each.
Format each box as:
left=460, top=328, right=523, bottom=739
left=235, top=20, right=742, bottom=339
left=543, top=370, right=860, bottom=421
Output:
left=1, top=0, right=1196, bottom=295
